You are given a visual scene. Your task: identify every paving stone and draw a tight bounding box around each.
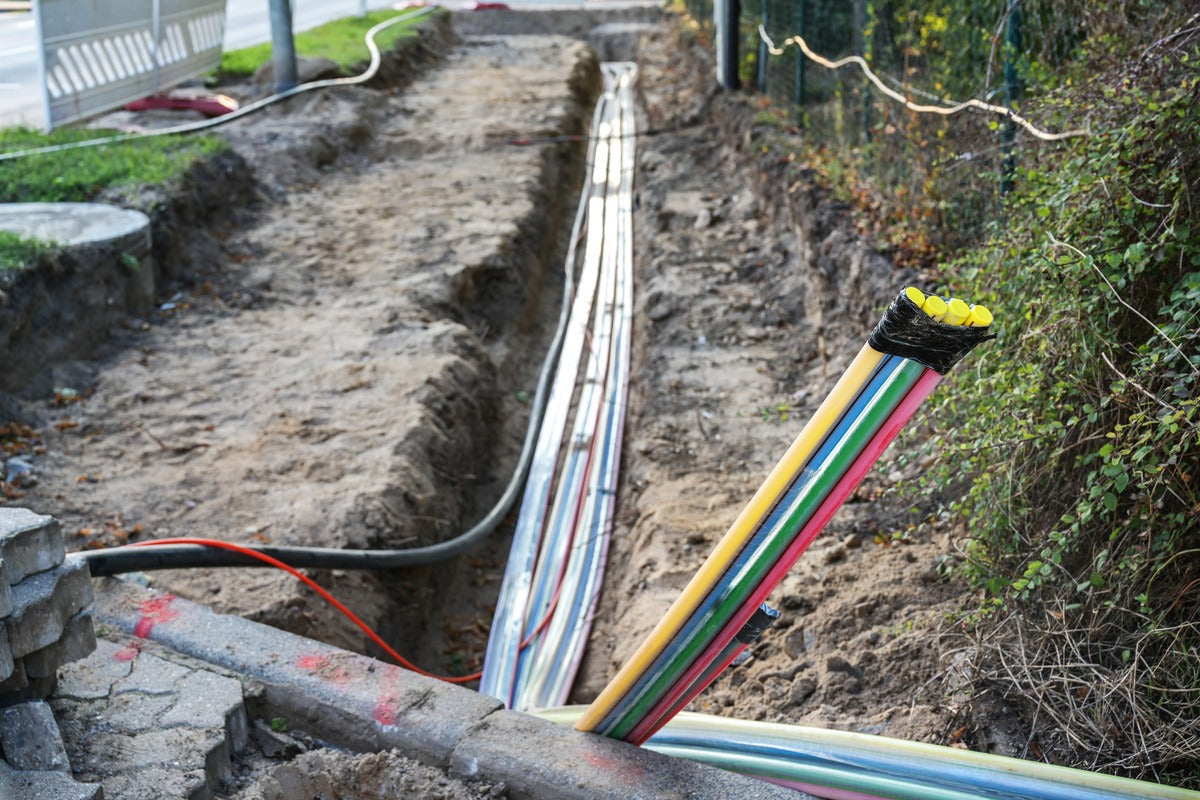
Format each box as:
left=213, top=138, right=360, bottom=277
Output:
left=112, top=651, right=188, bottom=696
left=100, top=764, right=208, bottom=800
left=160, top=670, right=246, bottom=737
left=53, top=632, right=249, bottom=800
left=0, top=759, right=102, bottom=800
left=71, top=727, right=218, bottom=775
left=0, top=509, right=65, bottom=585
left=23, top=610, right=97, bottom=679
left=55, top=638, right=134, bottom=700
left=104, top=691, right=175, bottom=734
left=7, top=558, right=93, bottom=657
left=0, top=700, right=69, bottom=771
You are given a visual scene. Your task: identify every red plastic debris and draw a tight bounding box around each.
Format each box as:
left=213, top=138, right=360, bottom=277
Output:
left=124, top=93, right=238, bottom=118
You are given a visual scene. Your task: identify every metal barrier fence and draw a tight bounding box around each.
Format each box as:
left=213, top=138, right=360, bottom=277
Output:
left=34, top=0, right=228, bottom=130
left=702, top=0, right=1090, bottom=248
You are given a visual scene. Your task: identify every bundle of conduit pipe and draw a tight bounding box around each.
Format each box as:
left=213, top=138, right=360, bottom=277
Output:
left=575, top=287, right=995, bottom=746
left=480, top=62, right=638, bottom=711
left=537, top=707, right=1198, bottom=800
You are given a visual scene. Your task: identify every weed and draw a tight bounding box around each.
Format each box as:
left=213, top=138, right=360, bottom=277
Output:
left=218, top=10, right=431, bottom=79
left=0, top=127, right=226, bottom=203
left=0, top=230, right=54, bottom=273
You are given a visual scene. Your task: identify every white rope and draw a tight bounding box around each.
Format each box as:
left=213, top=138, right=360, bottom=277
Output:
left=758, top=25, right=1088, bottom=142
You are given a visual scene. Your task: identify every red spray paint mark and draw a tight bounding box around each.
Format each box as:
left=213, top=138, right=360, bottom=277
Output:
left=114, top=641, right=143, bottom=661
left=297, top=653, right=351, bottom=684
left=134, top=594, right=179, bottom=638
left=373, top=691, right=400, bottom=726
left=583, top=751, right=643, bottom=785
left=373, top=666, right=404, bottom=727
left=298, top=654, right=329, bottom=671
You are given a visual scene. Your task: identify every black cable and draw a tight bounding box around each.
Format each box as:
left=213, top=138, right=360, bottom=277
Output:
left=81, top=250, right=574, bottom=575
left=77, top=77, right=611, bottom=580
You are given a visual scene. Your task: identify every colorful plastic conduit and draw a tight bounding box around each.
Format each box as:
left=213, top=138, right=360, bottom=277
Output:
left=575, top=288, right=995, bottom=743
left=540, top=707, right=1200, bottom=800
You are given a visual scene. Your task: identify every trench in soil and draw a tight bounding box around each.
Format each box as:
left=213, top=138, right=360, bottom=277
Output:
left=2, top=8, right=1021, bottom=784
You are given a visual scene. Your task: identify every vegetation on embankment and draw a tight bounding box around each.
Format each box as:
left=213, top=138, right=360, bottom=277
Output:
left=924, top=17, right=1199, bottom=784
left=731, top=0, right=1198, bottom=786
left=811, top=4, right=1200, bottom=786
left=0, top=231, right=53, bottom=274
left=0, top=128, right=227, bottom=205
left=218, top=9, right=435, bottom=78
left=0, top=129, right=226, bottom=271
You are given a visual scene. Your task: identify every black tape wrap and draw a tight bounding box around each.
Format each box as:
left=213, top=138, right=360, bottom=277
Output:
left=868, top=292, right=996, bottom=374
left=735, top=604, right=782, bottom=645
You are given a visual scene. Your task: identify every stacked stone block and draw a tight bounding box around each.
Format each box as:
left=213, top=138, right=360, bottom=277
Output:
left=1, top=508, right=101, bottom=799
left=1, top=508, right=97, bottom=700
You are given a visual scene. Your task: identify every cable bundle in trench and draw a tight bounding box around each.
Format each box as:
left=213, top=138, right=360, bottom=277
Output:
left=478, top=62, right=638, bottom=710
left=538, top=707, right=1192, bottom=800
left=575, top=287, right=996, bottom=745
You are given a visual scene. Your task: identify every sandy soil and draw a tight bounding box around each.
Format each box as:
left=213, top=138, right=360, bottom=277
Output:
left=9, top=28, right=598, bottom=666
left=1, top=9, right=1031, bottom=793
left=230, top=749, right=506, bottom=800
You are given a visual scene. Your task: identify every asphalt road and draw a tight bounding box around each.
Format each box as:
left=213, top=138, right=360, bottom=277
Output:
left=0, top=0, right=420, bottom=129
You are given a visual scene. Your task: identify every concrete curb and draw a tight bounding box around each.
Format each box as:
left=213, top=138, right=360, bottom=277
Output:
left=91, top=576, right=804, bottom=800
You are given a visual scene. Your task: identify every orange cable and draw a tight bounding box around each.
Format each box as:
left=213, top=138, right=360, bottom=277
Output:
left=130, top=537, right=483, bottom=683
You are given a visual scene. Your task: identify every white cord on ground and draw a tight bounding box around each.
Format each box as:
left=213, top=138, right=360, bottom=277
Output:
left=758, top=25, right=1088, bottom=142
left=0, top=7, right=436, bottom=163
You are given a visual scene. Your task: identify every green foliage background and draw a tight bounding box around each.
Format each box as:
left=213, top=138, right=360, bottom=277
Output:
left=734, top=0, right=1199, bottom=784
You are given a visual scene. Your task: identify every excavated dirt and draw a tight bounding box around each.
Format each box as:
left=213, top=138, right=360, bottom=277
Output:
left=6, top=21, right=601, bottom=667
left=0, top=7, right=1028, bottom=794
left=230, top=749, right=506, bottom=800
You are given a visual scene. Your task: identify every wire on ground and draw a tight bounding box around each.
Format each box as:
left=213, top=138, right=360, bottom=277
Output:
left=0, top=7, right=436, bottom=163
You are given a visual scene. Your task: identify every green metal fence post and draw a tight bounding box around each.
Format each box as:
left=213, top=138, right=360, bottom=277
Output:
left=794, top=0, right=805, bottom=122
left=1001, top=0, right=1023, bottom=194
left=757, top=0, right=768, bottom=93
left=854, top=0, right=870, bottom=143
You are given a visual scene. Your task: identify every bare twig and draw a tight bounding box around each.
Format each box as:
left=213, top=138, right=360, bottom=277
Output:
left=1047, top=233, right=1198, bottom=376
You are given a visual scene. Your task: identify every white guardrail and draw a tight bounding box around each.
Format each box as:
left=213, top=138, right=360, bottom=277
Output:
left=33, top=0, right=228, bottom=130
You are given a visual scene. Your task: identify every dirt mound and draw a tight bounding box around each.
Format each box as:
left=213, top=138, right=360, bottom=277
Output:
left=231, top=748, right=507, bottom=800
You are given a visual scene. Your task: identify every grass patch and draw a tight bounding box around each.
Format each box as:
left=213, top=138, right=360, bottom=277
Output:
left=0, top=230, right=54, bottom=274
left=0, top=127, right=226, bottom=203
left=219, top=10, right=430, bottom=79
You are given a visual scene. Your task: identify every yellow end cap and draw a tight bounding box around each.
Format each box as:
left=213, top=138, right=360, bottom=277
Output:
left=904, top=286, right=925, bottom=306
left=966, top=304, right=994, bottom=327
left=943, top=298, right=971, bottom=326
left=921, top=294, right=948, bottom=319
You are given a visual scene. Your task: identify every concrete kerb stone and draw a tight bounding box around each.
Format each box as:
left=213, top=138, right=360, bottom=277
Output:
left=0, top=627, right=12, bottom=685
left=23, top=610, right=97, bottom=679
left=0, top=560, right=13, bottom=618
left=91, top=577, right=804, bottom=800
left=0, top=758, right=102, bottom=800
